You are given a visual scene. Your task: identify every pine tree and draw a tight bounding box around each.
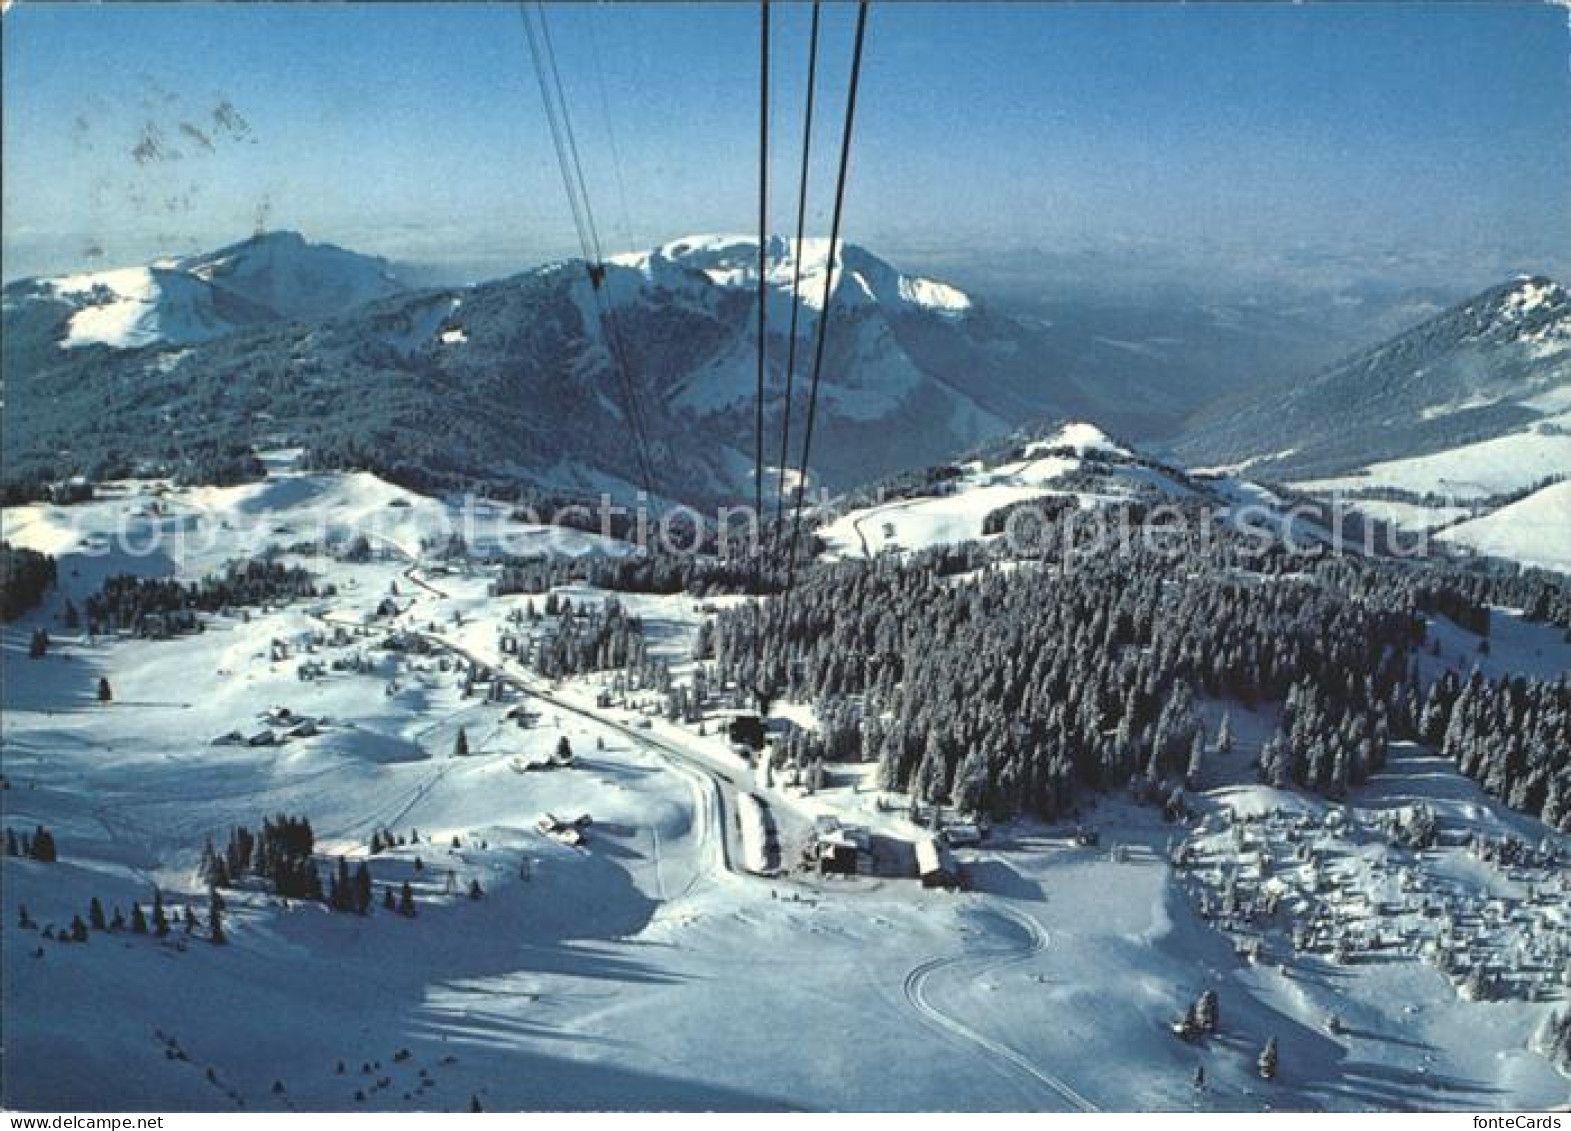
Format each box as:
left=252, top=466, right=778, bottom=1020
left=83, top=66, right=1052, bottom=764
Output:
left=1257, top=1036, right=1278, bottom=1080
left=383, top=885, right=397, bottom=911
left=208, top=892, right=226, bottom=945
left=70, top=914, right=89, bottom=942
left=89, top=897, right=106, bottom=931
left=1196, top=989, right=1219, bottom=1033
left=1186, top=730, right=1205, bottom=787
left=354, top=861, right=373, bottom=915
left=97, top=677, right=113, bottom=702
left=130, top=903, right=148, bottom=934
left=453, top=728, right=470, bottom=758
left=469, top=878, right=484, bottom=900
left=31, top=825, right=57, bottom=862
left=153, top=889, right=170, bottom=937
left=399, top=881, right=417, bottom=917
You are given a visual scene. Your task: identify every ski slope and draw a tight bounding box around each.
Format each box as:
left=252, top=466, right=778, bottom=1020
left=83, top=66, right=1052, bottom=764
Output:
left=4, top=470, right=1568, bottom=1111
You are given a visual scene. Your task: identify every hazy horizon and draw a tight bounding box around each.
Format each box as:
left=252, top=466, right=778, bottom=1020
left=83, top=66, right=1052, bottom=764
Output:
left=4, top=2, right=1568, bottom=298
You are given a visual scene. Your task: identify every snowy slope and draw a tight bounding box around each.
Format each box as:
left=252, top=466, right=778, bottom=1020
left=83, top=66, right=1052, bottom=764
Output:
left=1296, top=416, right=1571, bottom=501
left=4, top=469, right=1569, bottom=1111
left=1177, top=275, right=1571, bottom=482
left=820, top=421, right=1199, bottom=558
left=1437, top=480, right=1571, bottom=574
left=2, top=232, right=404, bottom=351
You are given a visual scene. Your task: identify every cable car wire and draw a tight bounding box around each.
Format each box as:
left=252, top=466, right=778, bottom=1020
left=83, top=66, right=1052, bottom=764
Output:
left=784, top=0, right=869, bottom=590
left=771, top=0, right=821, bottom=535
left=519, top=2, right=660, bottom=499
left=754, top=0, right=771, bottom=572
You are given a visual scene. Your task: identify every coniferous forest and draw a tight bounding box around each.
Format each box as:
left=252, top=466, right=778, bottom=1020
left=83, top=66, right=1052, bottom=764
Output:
left=711, top=522, right=1571, bottom=830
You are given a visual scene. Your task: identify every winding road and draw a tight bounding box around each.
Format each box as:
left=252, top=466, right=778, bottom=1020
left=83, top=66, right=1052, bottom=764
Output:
left=901, top=904, right=1100, bottom=1112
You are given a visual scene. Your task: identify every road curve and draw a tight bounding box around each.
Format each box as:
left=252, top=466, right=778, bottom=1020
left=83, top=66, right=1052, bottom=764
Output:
left=901, top=904, right=1100, bottom=1112
left=418, top=631, right=739, bottom=881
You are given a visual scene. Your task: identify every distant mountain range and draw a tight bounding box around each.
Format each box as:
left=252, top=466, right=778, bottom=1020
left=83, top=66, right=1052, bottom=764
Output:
left=1173, top=275, right=1569, bottom=483
left=3, top=233, right=1566, bottom=534
left=0, top=232, right=1201, bottom=503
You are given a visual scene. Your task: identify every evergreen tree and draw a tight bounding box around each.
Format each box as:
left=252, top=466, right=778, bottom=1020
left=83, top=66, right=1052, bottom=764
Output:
left=208, top=892, right=226, bottom=945
left=1196, top=989, right=1219, bottom=1033
left=354, top=861, right=374, bottom=915
left=130, top=903, right=148, bottom=934
left=89, top=897, right=106, bottom=931
left=1257, top=1036, right=1278, bottom=1080
left=97, top=677, right=113, bottom=702
left=453, top=728, right=470, bottom=758
left=30, top=825, right=58, bottom=862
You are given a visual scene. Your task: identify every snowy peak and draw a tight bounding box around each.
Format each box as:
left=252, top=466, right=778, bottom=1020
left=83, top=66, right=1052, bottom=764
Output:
left=1473, top=275, right=1569, bottom=346
left=609, top=234, right=974, bottom=318
left=177, top=230, right=405, bottom=323
left=5, top=231, right=406, bottom=350
left=1025, top=420, right=1131, bottom=458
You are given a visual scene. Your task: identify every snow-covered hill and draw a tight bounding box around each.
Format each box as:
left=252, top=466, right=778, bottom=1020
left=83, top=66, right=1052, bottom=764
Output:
left=1, top=232, right=405, bottom=351
left=818, top=420, right=1303, bottom=559
left=1437, top=480, right=1571, bottom=575
left=1175, top=275, right=1570, bottom=483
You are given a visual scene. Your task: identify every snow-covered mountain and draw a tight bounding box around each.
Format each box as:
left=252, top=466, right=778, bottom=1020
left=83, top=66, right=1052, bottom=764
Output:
left=1174, top=275, right=1570, bottom=483
left=1, top=232, right=405, bottom=351
left=2, top=235, right=1182, bottom=504
left=175, top=231, right=406, bottom=324
left=609, top=234, right=973, bottom=318
left=1169, top=276, right=1571, bottom=575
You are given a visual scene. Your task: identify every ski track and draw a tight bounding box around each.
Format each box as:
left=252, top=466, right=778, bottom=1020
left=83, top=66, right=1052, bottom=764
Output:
left=901, top=903, right=1100, bottom=1112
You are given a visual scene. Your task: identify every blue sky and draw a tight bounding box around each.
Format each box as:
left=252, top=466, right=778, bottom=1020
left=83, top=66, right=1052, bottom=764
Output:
left=3, top=1, right=1567, bottom=291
